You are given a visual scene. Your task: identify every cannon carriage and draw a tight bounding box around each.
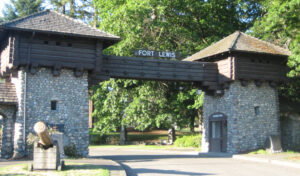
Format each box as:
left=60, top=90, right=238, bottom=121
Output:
left=29, top=121, right=64, bottom=171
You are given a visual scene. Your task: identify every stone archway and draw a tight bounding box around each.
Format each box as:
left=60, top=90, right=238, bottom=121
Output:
left=0, top=105, right=16, bottom=159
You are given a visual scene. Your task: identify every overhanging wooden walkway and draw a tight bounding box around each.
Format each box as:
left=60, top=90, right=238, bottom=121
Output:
left=89, top=55, right=220, bottom=91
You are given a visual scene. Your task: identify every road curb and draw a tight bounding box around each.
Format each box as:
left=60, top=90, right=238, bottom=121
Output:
left=232, top=155, right=300, bottom=169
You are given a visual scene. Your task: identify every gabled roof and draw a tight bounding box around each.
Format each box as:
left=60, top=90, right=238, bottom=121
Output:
left=0, top=10, right=120, bottom=42
left=184, top=31, right=291, bottom=61
left=0, top=83, right=17, bottom=105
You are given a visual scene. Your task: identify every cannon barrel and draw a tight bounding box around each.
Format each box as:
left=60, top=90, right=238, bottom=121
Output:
left=34, top=122, right=53, bottom=147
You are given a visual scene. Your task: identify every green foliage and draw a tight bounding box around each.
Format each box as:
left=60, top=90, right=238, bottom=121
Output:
left=91, top=0, right=264, bottom=135
left=249, top=149, right=269, bottom=154
left=50, top=0, right=94, bottom=21
left=0, top=163, right=109, bottom=176
left=174, top=134, right=202, bottom=148
left=95, top=0, right=261, bottom=57
left=251, top=0, right=300, bottom=102
left=90, top=132, right=167, bottom=145
left=26, top=132, right=38, bottom=148
left=2, top=0, right=43, bottom=21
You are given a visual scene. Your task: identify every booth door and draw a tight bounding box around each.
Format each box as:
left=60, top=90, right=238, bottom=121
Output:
left=209, top=120, right=227, bottom=152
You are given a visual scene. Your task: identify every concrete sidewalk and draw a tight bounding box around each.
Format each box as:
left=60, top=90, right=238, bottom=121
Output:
left=232, top=154, right=300, bottom=169
left=0, top=157, right=127, bottom=176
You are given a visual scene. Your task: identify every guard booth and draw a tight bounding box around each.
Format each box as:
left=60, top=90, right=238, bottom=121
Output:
left=209, top=113, right=227, bottom=152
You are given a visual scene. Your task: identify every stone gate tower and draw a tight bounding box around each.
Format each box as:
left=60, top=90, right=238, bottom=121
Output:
left=184, top=32, right=290, bottom=153
left=0, top=10, right=120, bottom=158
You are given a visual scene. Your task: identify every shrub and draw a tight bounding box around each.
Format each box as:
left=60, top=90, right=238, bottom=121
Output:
left=64, top=143, right=80, bottom=158
left=26, top=133, right=39, bottom=148
left=174, top=134, right=202, bottom=148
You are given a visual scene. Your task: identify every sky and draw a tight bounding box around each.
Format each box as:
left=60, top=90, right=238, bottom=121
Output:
left=0, top=0, right=11, bottom=17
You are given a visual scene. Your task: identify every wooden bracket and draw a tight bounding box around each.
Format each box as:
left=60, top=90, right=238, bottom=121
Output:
left=52, top=65, right=61, bottom=77
left=240, top=79, right=248, bottom=87
left=269, top=81, right=277, bottom=88
left=254, top=80, right=263, bottom=87
left=74, top=67, right=84, bottom=77
left=30, top=63, right=39, bottom=75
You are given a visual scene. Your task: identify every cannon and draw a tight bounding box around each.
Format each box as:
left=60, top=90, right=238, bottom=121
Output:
left=29, top=121, right=64, bottom=171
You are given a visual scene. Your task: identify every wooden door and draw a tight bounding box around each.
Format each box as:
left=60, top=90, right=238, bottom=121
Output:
left=209, top=113, right=227, bottom=152
left=209, top=121, right=222, bottom=152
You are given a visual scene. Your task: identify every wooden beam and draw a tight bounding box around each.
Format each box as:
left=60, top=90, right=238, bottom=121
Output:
left=94, top=40, right=103, bottom=72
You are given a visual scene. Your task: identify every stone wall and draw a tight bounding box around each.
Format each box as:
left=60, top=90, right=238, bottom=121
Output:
left=202, top=81, right=280, bottom=153
left=12, top=68, right=89, bottom=156
left=0, top=104, right=16, bottom=158
left=281, top=114, right=300, bottom=151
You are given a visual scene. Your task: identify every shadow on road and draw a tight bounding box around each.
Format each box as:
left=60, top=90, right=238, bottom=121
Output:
left=90, top=153, right=232, bottom=163
left=121, top=163, right=215, bottom=176
left=90, top=154, right=229, bottom=175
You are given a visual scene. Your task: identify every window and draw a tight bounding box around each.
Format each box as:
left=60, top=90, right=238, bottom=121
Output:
left=254, top=106, right=260, bottom=116
left=212, top=121, right=221, bottom=138
left=68, top=43, right=72, bottom=47
left=56, top=42, right=61, bottom=46
left=51, top=101, right=57, bottom=110
left=44, top=41, right=49, bottom=44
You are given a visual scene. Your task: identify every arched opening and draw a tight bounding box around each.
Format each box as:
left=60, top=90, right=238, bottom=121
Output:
left=0, top=107, right=16, bottom=159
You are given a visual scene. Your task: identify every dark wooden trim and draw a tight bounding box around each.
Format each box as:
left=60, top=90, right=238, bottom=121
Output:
left=95, top=40, right=103, bottom=73
left=13, top=33, right=20, bottom=67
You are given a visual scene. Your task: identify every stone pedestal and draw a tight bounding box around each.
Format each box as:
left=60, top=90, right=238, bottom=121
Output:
left=33, top=141, right=60, bottom=170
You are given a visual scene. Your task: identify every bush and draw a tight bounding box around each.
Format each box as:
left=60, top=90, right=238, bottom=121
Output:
left=174, top=134, right=201, bottom=148
left=26, top=133, right=39, bottom=148
left=64, top=143, right=80, bottom=158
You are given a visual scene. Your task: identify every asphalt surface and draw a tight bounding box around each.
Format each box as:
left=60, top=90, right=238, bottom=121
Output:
left=90, top=147, right=300, bottom=176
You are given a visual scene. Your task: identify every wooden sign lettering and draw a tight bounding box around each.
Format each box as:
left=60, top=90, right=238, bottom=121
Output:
left=134, top=50, right=179, bottom=58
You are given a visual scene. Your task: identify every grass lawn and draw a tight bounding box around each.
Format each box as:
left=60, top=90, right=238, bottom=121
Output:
left=248, top=149, right=300, bottom=162
left=0, top=162, right=109, bottom=176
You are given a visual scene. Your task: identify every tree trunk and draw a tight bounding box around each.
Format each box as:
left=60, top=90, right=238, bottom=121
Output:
left=93, top=4, right=98, bottom=28
left=69, top=0, right=75, bottom=18
left=120, top=125, right=127, bottom=145
left=62, top=5, right=66, bottom=14
left=198, top=108, right=203, bottom=133
left=190, top=115, right=195, bottom=133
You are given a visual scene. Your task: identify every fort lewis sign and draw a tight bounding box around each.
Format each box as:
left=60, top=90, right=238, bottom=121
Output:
left=134, top=49, right=179, bottom=58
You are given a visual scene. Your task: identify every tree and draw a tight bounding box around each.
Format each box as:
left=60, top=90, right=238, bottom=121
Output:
left=91, top=0, right=263, bottom=134
left=251, top=0, right=300, bottom=101
left=2, top=0, right=43, bottom=21
left=50, top=0, right=75, bottom=17
left=50, top=0, right=95, bottom=21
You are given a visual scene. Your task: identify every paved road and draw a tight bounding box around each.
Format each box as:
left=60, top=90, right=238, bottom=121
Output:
left=90, top=147, right=300, bottom=176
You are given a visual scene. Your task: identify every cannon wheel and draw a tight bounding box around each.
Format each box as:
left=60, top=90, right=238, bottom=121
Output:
left=28, top=163, right=33, bottom=171
left=58, top=160, right=65, bottom=171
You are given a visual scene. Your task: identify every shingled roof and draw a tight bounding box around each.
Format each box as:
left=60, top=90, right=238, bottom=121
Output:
left=0, top=83, right=17, bottom=105
left=0, top=10, right=120, bottom=42
left=184, top=31, right=291, bottom=61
